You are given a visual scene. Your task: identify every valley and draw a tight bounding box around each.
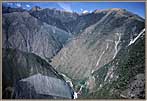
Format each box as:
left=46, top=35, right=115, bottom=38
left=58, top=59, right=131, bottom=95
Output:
left=2, top=5, right=145, bottom=99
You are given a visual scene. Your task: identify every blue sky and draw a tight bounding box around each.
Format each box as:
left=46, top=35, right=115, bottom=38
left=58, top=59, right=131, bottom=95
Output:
left=3, top=2, right=145, bottom=18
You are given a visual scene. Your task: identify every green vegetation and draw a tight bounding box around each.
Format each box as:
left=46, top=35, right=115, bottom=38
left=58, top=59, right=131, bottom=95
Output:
left=80, top=33, right=145, bottom=99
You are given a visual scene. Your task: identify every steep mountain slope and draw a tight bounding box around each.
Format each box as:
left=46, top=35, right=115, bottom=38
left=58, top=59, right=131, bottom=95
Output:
left=51, top=8, right=145, bottom=80
left=2, top=6, right=26, bottom=14
left=51, top=8, right=145, bottom=99
left=29, top=7, right=111, bottom=35
left=63, top=11, right=108, bottom=35
left=2, top=11, right=70, bottom=61
left=85, top=29, right=145, bottom=99
left=29, top=6, right=78, bottom=33
left=2, top=48, right=75, bottom=99
left=2, top=6, right=145, bottom=99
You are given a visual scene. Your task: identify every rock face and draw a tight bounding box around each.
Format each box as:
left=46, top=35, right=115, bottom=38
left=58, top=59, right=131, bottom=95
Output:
left=29, top=7, right=78, bottom=34
left=86, top=29, right=145, bottom=99
left=29, top=7, right=111, bottom=35
left=51, top=8, right=145, bottom=99
left=2, top=6, right=145, bottom=99
left=14, top=73, right=74, bottom=99
left=51, top=8, right=145, bottom=79
left=2, top=6, right=26, bottom=14
left=2, top=11, right=70, bottom=61
left=2, top=48, right=74, bottom=99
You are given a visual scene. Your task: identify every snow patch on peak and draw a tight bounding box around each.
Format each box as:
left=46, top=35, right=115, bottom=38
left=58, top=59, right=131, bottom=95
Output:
left=82, top=10, right=89, bottom=14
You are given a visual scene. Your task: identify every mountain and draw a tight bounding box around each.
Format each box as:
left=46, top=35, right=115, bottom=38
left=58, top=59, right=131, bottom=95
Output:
left=80, top=28, right=145, bottom=99
left=29, top=7, right=112, bottom=35
left=2, top=6, right=26, bottom=13
left=2, top=6, right=145, bottom=99
left=29, top=7, right=78, bottom=34
left=2, top=11, right=70, bottom=61
left=51, top=8, right=145, bottom=98
left=51, top=8, right=144, bottom=79
left=2, top=48, right=75, bottom=99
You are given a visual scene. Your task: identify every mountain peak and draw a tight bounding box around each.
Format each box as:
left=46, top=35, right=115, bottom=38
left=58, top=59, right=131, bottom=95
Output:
left=109, top=8, right=126, bottom=11
left=30, top=6, right=42, bottom=12
left=93, top=8, right=126, bottom=14
left=82, top=10, right=89, bottom=14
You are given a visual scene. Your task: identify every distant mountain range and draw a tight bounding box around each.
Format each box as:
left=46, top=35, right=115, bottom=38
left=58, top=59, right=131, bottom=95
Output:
left=2, top=6, right=145, bottom=99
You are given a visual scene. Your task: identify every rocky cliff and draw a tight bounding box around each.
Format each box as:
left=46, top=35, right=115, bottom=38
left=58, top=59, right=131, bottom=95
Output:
left=2, top=48, right=75, bottom=99
left=80, top=28, right=145, bottom=99
left=2, top=6, right=26, bottom=14
left=51, top=8, right=144, bottom=79
left=2, top=6, right=145, bottom=99
left=2, top=11, right=70, bottom=61
left=51, top=8, right=145, bottom=99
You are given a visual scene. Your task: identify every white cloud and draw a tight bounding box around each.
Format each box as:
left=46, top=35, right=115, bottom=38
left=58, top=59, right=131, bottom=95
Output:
left=80, top=8, right=83, bottom=11
left=7, top=3, right=13, bottom=6
left=16, top=3, right=21, bottom=7
left=26, top=4, right=30, bottom=8
left=82, top=10, right=89, bottom=14
left=57, top=2, right=72, bottom=12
